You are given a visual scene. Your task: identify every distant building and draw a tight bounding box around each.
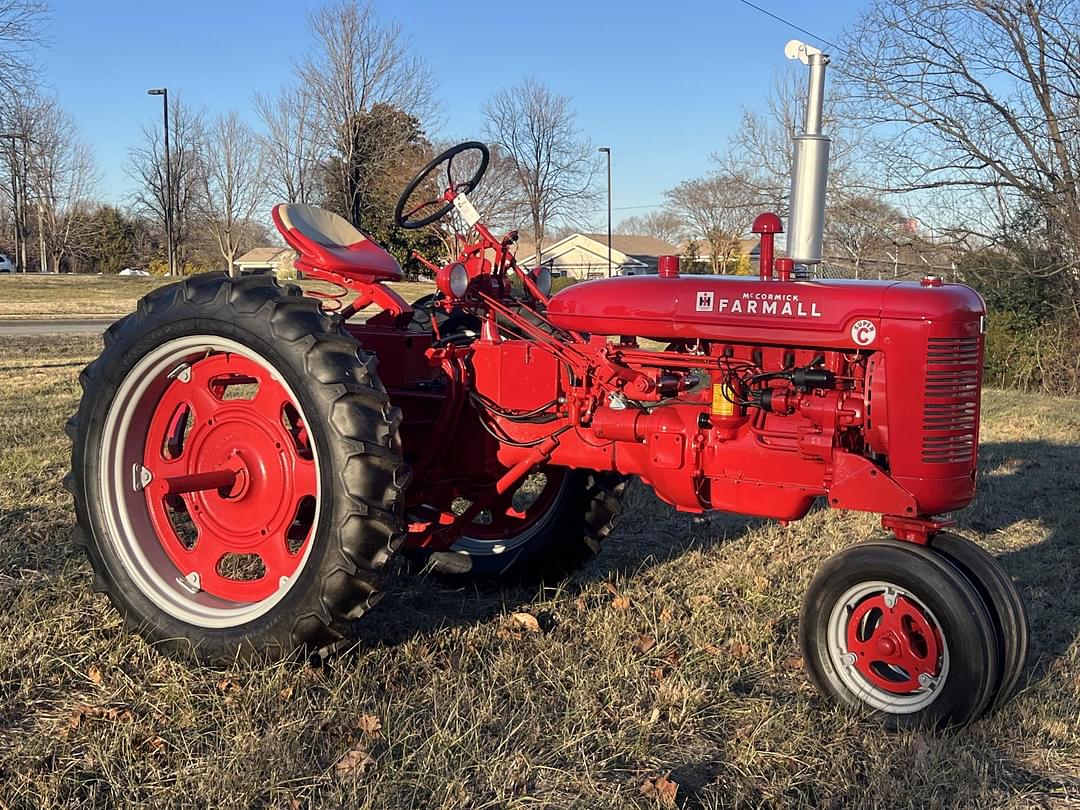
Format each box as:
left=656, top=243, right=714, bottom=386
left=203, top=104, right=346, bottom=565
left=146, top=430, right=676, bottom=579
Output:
left=516, top=233, right=682, bottom=279
left=235, top=247, right=297, bottom=277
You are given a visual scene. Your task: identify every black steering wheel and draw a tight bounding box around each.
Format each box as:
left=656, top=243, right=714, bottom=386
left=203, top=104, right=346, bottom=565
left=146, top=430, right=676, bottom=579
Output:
left=394, top=141, right=490, bottom=229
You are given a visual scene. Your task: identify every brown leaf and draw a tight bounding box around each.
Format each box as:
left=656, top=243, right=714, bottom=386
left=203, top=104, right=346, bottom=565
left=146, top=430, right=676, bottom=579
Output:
left=726, top=639, right=751, bottom=659
left=640, top=772, right=679, bottom=807
left=603, top=581, right=622, bottom=598
left=279, top=686, right=294, bottom=701
left=612, top=596, right=631, bottom=611
left=145, top=735, right=167, bottom=752
left=689, top=594, right=713, bottom=606
left=509, top=612, right=541, bottom=634
left=703, top=643, right=723, bottom=657
left=635, top=635, right=657, bottom=654
left=87, top=665, right=103, bottom=685
left=357, top=713, right=382, bottom=736
left=651, top=666, right=666, bottom=682
left=659, top=607, right=674, bottom=624
left=785, top=655, right=804, bottom=670
left=216, top=677, right=238, bottom=694
left=574, top=597, right=587, bottom=612
left=334, top=744, right=375, bottom=777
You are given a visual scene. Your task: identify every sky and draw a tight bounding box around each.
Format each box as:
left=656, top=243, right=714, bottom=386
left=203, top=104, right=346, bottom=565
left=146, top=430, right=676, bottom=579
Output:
left=41, top=0, right=864, bottom=228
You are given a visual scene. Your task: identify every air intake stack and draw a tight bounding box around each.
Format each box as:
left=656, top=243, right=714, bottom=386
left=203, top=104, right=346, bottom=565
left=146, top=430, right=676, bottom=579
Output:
left=785, top=40, right=831, bottom=267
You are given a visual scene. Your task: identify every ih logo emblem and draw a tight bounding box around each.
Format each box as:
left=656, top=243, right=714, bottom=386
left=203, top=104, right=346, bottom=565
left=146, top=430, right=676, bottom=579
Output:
left=696, top=291, right=714, bottom=312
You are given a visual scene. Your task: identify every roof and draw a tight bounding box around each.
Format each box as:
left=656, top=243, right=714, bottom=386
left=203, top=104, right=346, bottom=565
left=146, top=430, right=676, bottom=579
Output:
left=236, top=247, right=294, bottom=265
left=580, top=233, right=681, bottom=258
left=516, top=232, right=680, bottom=267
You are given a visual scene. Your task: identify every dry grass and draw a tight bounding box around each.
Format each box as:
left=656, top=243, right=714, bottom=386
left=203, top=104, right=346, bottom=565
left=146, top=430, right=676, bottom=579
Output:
left=0, top=334, right=1078, bottom=809
left=0, top=276, right=434, bottom=319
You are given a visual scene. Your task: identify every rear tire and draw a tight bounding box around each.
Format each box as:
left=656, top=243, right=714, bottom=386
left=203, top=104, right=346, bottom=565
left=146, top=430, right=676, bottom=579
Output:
left=421, top=470, right=628, bottom=580
left=800, top=539, right=1001, bottom=728
left=66, top=273, right=408, bottom=664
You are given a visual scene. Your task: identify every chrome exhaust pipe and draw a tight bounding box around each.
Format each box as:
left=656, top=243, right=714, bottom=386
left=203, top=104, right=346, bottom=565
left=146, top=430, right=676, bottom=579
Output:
left=785, top=40, right=830, bottom=267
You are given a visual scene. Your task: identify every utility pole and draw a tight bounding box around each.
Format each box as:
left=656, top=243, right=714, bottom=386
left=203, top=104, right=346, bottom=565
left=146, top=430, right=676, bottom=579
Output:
left=147, top=88, right=175, bottom=276
left=598, top=147, right=612, bottom=277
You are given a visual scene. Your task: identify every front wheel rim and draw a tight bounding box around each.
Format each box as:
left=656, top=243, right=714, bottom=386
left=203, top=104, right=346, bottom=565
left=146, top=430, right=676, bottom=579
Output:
left=97, top=335, right=321, bottom=629
left=825, top=580, right=949, bottom=714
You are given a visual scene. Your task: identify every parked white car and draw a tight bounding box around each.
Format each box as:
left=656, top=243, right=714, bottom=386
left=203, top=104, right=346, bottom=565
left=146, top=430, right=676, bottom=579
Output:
left=0, top=253, right=13, bottom=273
left=118, top=267, right=151, bottom=277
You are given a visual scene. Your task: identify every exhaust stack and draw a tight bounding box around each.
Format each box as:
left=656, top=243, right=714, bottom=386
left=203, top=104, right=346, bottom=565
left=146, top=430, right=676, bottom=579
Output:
left=785, top=40, right=830, bottom=266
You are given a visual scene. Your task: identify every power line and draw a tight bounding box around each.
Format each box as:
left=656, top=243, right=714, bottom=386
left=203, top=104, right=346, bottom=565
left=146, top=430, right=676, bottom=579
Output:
left=735, top=0, right=841, bottom=52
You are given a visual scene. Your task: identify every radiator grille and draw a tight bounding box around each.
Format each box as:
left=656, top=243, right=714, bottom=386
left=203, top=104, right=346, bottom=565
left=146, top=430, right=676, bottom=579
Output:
left=922, top=336, right=981, bottom=464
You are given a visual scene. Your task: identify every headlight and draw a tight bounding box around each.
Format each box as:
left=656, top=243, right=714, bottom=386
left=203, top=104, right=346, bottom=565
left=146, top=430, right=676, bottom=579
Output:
left=449, top=262, right=469, bottom=297
left=437, top=262, right=470, bottom=299
left=532, top=265, right=552, bottom=296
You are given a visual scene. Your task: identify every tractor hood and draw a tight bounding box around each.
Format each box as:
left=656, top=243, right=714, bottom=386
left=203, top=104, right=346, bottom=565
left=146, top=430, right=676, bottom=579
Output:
left=547, top=274, right=984, bottom=350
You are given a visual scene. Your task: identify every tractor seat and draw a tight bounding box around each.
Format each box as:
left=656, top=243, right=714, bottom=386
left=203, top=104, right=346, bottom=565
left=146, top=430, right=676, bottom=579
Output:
left=272, top=203, right=402, bottom=283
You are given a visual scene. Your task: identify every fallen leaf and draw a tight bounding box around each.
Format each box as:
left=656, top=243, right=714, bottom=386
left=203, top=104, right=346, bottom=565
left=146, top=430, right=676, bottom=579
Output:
left=635, top=635, right=657, bottom=654
left=726, top=639, right=751, bottom=659
left=145, top=735, right=167, bottom=752
left=651, top=666, right=666, bottom=682
left=87, top=666, right=103, bottom=685
left=334, top=744, right=375, bottom=777
left=357, top=713, right=382, bottom=736
left=689, top=594, right=713, bottom=606
left=64, top=704, right=135, bottom=737
left=509, top=612, right=541, bottom=633
left=703, top=643, right=723, bottom=657
left=574, top=597, right=587, bottom=612
left=603, top=581, right=621, bottom=598
left=279, top=686, right=294, bottom=701
left=640, top=772, right=679, bottom=807
left=785, top=655, right=804, bottom=670
left=612, top=596, right=631, bottom=611
left=659, top=607, right=673, bottom=624
left=216, top=677, right=238, bottom=694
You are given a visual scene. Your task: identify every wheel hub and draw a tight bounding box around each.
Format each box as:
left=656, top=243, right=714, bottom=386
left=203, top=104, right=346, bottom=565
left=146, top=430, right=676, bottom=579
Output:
left=141, top=352, right=318, bottom=603
left=845, top=590, right=943, bottom=695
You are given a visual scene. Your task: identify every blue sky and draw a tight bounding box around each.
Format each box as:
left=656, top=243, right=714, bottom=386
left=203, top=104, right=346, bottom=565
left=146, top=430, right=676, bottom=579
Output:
left=44, top=0, right=862, bottom=226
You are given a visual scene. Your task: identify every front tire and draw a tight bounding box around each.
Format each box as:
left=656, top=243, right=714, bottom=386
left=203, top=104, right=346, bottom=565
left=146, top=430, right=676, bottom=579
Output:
left=66, top=273, right=408, bottom=663
left=799, top=539, right=1001, bottom=728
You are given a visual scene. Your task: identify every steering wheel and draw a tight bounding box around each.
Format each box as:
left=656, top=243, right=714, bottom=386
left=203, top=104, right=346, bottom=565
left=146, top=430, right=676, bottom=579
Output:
left=394, top=141, right=490, bottom=230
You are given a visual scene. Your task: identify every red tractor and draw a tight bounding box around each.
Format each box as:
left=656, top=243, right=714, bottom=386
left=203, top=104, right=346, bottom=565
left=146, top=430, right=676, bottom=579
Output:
left=66, top=43, right=1026, bottom=728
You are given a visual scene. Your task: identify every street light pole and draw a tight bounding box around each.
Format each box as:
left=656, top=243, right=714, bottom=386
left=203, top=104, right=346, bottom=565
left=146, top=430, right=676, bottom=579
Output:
left=598, top=147, right=611, bottom=277
left=147, top=88, right=175, bottom=276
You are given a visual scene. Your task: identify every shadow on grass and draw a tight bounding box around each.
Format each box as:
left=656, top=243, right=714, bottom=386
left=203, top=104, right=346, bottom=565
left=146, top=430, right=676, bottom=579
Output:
left=351, top=488, right=762, bottom=651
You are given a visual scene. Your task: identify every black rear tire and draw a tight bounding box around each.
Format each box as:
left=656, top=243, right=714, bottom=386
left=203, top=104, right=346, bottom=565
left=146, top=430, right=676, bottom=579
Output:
left=422, top=470, right=628, bottom=581
left=66, top=273, right=408, bottom=664
left=800, top=539, right=1001, bottom=728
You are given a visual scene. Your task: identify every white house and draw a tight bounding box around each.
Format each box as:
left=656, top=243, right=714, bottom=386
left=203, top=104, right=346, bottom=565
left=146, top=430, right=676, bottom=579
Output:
left=516, top=233, right=682, bottom=279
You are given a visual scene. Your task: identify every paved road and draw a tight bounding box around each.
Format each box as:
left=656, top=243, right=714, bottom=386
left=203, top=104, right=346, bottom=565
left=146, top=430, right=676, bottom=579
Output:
left=0, top=318, right=117, bottom=337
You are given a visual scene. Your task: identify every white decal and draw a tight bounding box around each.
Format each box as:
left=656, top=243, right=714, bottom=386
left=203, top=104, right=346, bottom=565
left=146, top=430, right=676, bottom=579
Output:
left=851, top=319, right=877, bottom=346
left=696, top=290, right=714, bottom=311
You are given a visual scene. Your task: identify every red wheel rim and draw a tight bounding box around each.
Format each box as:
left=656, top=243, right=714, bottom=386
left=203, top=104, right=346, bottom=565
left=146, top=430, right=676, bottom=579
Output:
left=845, top=592, right=944, bottom=695
left=457, top=468, right=567, bottom=542
left=140, top=352, right=317, bottom=602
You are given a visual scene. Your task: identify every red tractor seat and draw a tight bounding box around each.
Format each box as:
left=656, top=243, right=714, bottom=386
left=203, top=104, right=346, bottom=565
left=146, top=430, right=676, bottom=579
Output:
left=272, top=203, right=403, bottom=283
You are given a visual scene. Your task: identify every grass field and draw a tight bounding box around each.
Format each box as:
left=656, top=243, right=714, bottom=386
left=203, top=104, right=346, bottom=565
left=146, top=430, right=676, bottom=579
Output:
left=1, top=333, right=1079, bottom=809
left=0, top=275, right=435, bottom=319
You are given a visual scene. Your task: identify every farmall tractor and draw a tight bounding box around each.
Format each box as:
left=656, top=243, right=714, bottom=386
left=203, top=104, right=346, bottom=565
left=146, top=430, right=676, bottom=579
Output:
left=67, top=42, right=1027, bottom=728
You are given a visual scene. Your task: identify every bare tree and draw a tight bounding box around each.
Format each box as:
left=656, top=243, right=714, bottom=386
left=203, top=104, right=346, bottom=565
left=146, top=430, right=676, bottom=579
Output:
left=0, top=0, right=47, bottom=98
left=840, top=0, right=1080, bottom=266
left=200, top=112, right=266, bottom=276
left=127, top=94, right=205, bottom=271
left=25, top=98, right=99, bottom=272
left=824, top=194, right=906, bottom=278
left=483, top=77, right=598, bottom=260
left=616, top=210, right=687, bottom=244
left=298, top=0, right=435, bottom=230
left=255, top=85, right=318, bottom=205
left=665, top=173, right=761, bottom=272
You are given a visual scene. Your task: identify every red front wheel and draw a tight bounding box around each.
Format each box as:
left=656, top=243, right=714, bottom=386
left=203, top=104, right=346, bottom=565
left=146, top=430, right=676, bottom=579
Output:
left=66, top=274, right=408, bottom=662
left=800, top=539, right=1002, bottom=728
